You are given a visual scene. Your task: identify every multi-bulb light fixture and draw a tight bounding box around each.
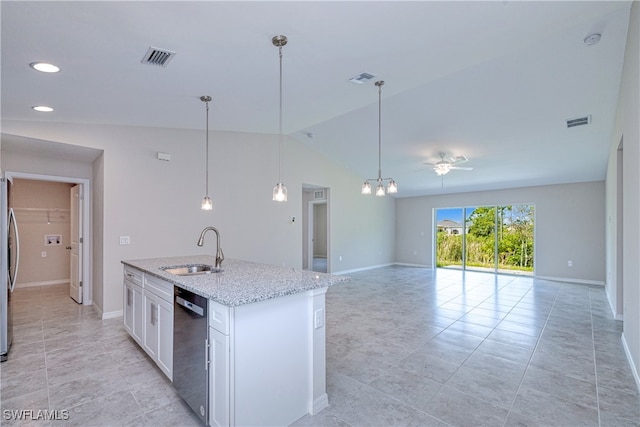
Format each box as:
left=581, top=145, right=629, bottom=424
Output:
left=361, top=80, right=397, bottom=197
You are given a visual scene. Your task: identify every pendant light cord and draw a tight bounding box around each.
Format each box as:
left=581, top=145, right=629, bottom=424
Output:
left=205, top=99, right=210, bottom=195
left=278, top=44, right=283, bottom=183
left=377, top=81, right=382, bottom=181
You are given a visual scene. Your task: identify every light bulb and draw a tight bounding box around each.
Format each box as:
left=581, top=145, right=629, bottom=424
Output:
left=387, top=179, right=398, bottom=194
left=361, top=181, right=372, bottom=195
left=273, top=183, right=287, bottom=202
left=375, top=182, right=385, bottom=197
left=201, top=195, right=213, bottom=210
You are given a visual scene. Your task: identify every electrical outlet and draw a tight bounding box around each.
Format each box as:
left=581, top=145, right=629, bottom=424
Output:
left=567, top=260, right=573, bottom=267
left=41, top=251, right=47, bottom=258
left=314, top=309, right=325, bottom=329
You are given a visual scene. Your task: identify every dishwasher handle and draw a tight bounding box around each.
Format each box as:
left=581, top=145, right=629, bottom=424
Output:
left=175, top=295, right=205, bottom=317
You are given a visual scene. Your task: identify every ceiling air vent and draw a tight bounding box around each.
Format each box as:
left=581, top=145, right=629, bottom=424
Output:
left=566, top=115, right=591, bottom=128
left=348, top=72, right=376, bottom=84
left=141, top=47, right=176, bottom=68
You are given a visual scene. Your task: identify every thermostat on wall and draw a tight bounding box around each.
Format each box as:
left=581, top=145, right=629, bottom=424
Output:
left=44, top=235, right=62, bottom=246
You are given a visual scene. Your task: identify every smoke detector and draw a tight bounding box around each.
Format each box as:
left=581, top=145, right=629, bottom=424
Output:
left=584, top=33, right=601, bottom=46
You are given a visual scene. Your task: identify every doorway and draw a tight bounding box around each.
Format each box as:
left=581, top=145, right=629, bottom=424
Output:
left=5, top=172, right=91, bottom=305
left=615, top=138, right=623, bottom=319
left=302, top=186, right=329, bottom=273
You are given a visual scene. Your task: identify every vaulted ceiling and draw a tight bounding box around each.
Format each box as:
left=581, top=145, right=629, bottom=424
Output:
left=1, top=1, right=631, bottom=196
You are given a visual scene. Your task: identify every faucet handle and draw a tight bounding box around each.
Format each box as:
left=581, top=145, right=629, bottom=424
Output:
left=216, top=248, right=225, bottom=268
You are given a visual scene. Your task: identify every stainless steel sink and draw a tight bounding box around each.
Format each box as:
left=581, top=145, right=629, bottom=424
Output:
left=161, top=264, right=221, bottom=276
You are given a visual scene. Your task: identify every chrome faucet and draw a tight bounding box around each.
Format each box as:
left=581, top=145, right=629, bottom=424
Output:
left=197, top=226, right=224, bottom=269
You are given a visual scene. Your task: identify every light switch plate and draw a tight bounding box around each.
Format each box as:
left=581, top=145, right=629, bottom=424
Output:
left=119, top=236, right=131, bottom=245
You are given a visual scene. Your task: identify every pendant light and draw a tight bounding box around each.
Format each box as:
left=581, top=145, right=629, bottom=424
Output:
left=361, top=80, right=397, bottom=197
left=200, top=95, right=213, bottom=210
left=272, top=35, right=288, bottom=202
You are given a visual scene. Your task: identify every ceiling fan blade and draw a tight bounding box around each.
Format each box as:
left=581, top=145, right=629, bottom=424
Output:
left=450, top=155, right=469, bottom=164
left=450, top=166, right=473, bottom=171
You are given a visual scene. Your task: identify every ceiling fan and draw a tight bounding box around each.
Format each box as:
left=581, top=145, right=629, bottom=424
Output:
left=425, top=152, right=473, bottom=176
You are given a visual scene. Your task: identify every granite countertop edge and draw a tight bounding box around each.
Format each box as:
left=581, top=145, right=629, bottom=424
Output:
left=122, top=255, right=347, bottom=307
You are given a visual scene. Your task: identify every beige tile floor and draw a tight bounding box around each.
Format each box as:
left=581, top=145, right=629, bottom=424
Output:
left=1, top=266, right=638, bottom=426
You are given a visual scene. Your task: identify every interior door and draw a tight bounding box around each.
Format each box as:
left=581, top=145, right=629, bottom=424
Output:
left=69, top=185, right=82, bottom=303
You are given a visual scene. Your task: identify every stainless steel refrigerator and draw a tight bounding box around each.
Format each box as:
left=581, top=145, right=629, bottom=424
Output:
left=1, top=177, right=20, bottom=362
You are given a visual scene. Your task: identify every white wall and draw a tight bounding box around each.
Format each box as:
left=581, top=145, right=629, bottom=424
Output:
left=606, top=1, right=640, bottom=383
left=396, top=181, right=606, bottom=284
left=1, top=121, right=396, bottom=315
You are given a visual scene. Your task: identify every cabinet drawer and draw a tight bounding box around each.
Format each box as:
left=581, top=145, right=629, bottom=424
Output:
left=124, top=266, right=143, bottom=287
left=144, top=275, right=173, bottom=303
left=209, top=300, right=230, bottom=335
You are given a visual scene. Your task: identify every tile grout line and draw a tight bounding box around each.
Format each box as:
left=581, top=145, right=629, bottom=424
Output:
left=500, top=285, right=559, bottom=427
left=589, top=288, right=602, bottom=427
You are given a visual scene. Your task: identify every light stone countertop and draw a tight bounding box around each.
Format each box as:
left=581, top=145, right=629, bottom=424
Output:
left=122, top=255, right=346, bottom=307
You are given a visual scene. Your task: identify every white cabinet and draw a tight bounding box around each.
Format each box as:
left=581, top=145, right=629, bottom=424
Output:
left=209, top=327, right=230, bottom=427
left=142, top=292, right=159, bottom=359
left=156, top=297, right=173, bottom=377
left=209, top=300, right=230, bottom=427
left=208, top=289, right=328, bottom=427
left=123, top=266, right=173, bottom=381
left=123, top=267, right=143, bottom=344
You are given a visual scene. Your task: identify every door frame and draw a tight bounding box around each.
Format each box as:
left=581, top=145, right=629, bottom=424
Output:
left=5, top=171, right=92, bottom=305
left=307, top=200, right=328, bottom=272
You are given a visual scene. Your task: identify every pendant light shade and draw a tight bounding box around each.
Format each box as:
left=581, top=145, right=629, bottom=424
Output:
left=361, top=81, right=397, bottom=197
left=272, top=35, right=288, bottom=202
left=361, top=181, right=372, bottom=195
left=273, top=182, right=287, bottom=202
left=200, top=95, right=213, bottom=211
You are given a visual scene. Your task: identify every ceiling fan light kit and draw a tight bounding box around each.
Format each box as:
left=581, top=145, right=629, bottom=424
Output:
left=426, top=152, right=473, bottom=176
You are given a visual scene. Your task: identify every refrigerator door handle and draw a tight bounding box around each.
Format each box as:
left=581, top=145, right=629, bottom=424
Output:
left=8, top=208, right=19, bottom=292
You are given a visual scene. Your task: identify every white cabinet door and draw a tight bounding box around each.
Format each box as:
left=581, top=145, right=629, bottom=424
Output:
left=132, top=283, right=144, bottom=343
left=143, top=292, right=159, bottom=360
left=157, top=297, right=173, bottom=380
left=209, top=327, right=230, bottom=427
left=124, top=281, right=134, bottom=335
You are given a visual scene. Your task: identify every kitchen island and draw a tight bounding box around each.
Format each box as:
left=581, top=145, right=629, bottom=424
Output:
left=122, top=255, right=344, bottom=427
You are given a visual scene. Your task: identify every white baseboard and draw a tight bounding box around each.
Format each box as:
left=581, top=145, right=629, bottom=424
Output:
left=310, top=393, right=329, bottom=415
left=605, top=283, right=624, bottom=320
left=534, top=275, right=605, bottom=286
left=332, top=263, right=394, bottom=275
left=15, top=279, right=69, bottom=289
left=621, top=333, right=640, bottom=393
left=102, top=309, right=123, bottom=320
left=394, top=262, right=432, bottom=268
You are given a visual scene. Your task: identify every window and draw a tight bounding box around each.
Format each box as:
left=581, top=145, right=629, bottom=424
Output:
left=435, top=204, right=534, bottom=275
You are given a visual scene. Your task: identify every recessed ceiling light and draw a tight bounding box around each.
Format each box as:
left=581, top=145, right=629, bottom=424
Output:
left=32, top=105, right=54, bottom=112
left=29, top=62, right=60, bottom=73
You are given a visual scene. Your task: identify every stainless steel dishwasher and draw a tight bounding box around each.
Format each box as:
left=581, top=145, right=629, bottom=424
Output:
left=174, top=286, right=209, bottom=425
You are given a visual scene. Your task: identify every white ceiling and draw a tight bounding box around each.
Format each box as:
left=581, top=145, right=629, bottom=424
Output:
left=1, top=1, right=631, bottom=197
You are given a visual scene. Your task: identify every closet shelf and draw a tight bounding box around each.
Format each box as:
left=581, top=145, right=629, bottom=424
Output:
left=12, top=207, right=70, bottom=224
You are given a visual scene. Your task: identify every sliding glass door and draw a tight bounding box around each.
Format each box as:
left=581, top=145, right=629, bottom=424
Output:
left=497, top=205, right=534, bottom=274
left=435, top=204, right=534, bottom=275
left=435, top=208, right=464, bottom=269
left=465, top=206, right=496, bottom=272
